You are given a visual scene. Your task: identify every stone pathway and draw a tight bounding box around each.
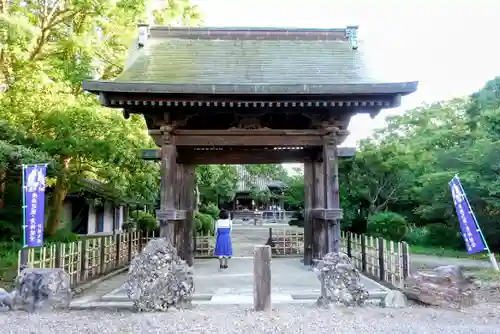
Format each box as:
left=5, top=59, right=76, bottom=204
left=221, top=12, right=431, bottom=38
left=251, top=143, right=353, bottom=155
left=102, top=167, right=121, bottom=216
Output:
left=72, top=257, right=386, bottom=308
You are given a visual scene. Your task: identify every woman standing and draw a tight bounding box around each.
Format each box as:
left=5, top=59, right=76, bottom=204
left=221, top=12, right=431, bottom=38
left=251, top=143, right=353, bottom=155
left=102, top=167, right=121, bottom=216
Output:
left=214, top=210, right=233, bottom=269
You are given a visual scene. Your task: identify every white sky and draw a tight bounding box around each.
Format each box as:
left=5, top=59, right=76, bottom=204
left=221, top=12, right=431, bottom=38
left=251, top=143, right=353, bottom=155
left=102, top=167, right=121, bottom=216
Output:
left=188, top=0, right=500, bottom=173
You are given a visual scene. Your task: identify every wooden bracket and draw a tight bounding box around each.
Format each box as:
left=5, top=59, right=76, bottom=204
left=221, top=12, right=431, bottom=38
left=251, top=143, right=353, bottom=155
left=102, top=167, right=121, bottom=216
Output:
left=311, top=209, right=343, bottom=220
left=156, top=209, right=187, bottom=221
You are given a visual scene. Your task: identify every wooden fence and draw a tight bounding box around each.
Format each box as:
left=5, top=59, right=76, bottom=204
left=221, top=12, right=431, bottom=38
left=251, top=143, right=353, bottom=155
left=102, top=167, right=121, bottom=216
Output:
left=341, top=232, right=410, bottom=289
left=266, top=228, right=410, bottom=289
left=18, top=231, right=216, bottom=287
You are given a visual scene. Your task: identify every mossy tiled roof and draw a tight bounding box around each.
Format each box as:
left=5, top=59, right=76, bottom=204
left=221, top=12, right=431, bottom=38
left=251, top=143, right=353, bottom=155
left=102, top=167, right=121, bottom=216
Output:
left=83, top=27, right=417, bottom=95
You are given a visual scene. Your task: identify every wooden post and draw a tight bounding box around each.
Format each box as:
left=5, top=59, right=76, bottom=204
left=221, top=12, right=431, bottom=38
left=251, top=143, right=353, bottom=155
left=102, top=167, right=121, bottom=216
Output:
left=322, top=126, right=341, bottom=253
left=303, top=162, right=314, bottom=265
left=378, top=237, right=385, bottom=281
left=401, top=241, right=410, bottom=279
left=347, top=233, right=352, bottom=258
left=312, top=161, right=327, bottom=259
left=127, top=232, right=133, bottom=263
left=19, top=248, right=29, bottom=271
left=54, top=243, right=62, bottom=269
left=80, top=239, right=88, bottom=281
left=115, top=234, right=121, bottom=268
left=100, top=237, right=106, bottom=274
left=182, top=164, right=196, bottom=266
left=253, top=245, right=271, bottom=311
left=361, top=236, right=367, bottom=272
left=159, top=123, right=177, bottom=242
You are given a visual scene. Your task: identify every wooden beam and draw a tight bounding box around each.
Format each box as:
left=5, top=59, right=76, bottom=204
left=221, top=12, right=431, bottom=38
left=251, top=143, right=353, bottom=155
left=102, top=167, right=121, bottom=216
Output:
left=140, top=147, right=356, bottom=161
left=177, top=148, right=318, bottom=165
left=172, top=129, right=325, bottom=147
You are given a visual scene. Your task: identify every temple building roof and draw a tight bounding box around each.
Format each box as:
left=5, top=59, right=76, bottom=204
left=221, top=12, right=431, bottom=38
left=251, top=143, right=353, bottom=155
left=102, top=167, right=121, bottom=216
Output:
left=235, top=165, right=286, bottom=193
left=83, top=26, right=417, bottom=96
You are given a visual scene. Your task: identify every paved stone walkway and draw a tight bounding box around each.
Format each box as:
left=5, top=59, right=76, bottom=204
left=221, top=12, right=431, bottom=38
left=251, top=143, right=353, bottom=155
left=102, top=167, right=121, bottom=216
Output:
left=72, top=225, right=386, bottom=308
left=72, top=257, right=386, bottom=308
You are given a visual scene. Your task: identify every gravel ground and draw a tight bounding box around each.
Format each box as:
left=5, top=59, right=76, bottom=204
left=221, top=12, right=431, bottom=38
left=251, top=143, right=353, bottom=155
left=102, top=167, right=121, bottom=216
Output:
left=1, top=303, right=500, bottom=334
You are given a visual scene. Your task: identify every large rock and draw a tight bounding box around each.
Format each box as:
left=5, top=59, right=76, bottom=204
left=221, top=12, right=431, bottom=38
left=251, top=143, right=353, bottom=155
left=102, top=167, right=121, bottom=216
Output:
left=12, top=268, right=71, bottom=311
left=313, top=252, right=369, bottom=307
left=125, top=238, right=194, bottom=312
left=0, top=288, right=13, bottom=310
left=404, top=265, right=475, bottom=308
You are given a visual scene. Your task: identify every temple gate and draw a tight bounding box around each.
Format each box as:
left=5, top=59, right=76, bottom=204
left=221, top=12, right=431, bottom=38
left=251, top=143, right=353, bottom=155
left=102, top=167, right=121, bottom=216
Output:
left=84, top=26, right=417, bottom=266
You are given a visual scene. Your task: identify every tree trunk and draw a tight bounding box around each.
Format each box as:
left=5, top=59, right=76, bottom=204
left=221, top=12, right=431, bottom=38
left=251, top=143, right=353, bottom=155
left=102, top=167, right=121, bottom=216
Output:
left=46, top=156, right=72, bottom=236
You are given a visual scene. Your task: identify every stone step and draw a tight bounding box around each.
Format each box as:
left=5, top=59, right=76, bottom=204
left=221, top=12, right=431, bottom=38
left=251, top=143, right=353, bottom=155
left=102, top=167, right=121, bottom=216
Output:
left=71, top=293, right=386, bottom=310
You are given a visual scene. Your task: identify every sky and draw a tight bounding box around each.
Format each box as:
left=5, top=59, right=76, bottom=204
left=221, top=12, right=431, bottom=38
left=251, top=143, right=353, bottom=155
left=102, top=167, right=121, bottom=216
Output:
left=184, top=0, right=500, bottom=173
left=191, top=0, right=500, bottom=141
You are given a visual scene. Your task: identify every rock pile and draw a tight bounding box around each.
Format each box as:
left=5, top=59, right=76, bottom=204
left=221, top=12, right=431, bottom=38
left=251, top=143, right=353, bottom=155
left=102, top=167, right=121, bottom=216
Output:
left=314, top=252, right=369, bottom=307
left=404, top=265, right=475, bottom=308
left=12, top=268, right=71, bottom=311
left=125, top=238, right=194, bottom=312
left=0, top=288, right=13, bottom=310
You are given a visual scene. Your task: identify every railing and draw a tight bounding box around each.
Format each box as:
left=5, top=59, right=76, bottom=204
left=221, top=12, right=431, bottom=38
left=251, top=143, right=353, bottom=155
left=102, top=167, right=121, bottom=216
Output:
left=18, top=231, right=217, bottom=287
left=231, top=210, right=295, bottom=224
left=341, top=232, right=410, bottom=289
left=267, top=228, right=304, bottom=256
left=265, top=228, right=410, bottom=289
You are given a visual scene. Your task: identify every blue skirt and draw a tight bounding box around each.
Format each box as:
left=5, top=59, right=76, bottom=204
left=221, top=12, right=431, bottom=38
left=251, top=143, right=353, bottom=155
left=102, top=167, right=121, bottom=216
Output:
left=214, top=227, right=233, bottom=257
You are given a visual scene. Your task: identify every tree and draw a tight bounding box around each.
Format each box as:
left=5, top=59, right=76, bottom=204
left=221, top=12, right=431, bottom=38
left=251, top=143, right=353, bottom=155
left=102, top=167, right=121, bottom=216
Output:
left=0, top=0, right=200, bottom=238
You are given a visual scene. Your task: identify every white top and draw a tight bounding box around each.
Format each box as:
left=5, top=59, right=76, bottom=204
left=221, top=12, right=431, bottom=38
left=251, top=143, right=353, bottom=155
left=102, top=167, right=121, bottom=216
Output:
left=215, top=219, right=232, bottom=230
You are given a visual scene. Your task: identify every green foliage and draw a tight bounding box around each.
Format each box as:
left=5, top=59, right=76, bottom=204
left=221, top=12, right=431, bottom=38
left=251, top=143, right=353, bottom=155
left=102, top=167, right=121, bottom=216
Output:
left=425, top=223, right=463, bottom=249
left=45, top=227, right=80, bottom=244
left=0, top=0, right=200, bottom=240
left=288, top=210, right=304, bottom=227
left=137, top=214, right=157, bottom=232
left=196, top=165, right=237, bottom=206
left=404, top=227, right=429, bottom=246
left=367, top=212, right=409, bottom=241
left=199, top=203, right=220, bottom=220
left=194, top=212, right=214, bottom=236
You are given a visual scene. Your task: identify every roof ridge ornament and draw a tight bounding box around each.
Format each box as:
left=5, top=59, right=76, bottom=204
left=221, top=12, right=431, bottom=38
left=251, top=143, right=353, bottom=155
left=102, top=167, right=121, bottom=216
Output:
left=137, top=23, right=150, bottom=48
left=346, top=25, right=358, bottom=50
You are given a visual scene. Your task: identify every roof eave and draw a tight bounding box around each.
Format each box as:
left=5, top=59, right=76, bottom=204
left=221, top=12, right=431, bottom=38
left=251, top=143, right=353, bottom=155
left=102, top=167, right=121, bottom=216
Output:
left=83, top=80, right=419, bottom=96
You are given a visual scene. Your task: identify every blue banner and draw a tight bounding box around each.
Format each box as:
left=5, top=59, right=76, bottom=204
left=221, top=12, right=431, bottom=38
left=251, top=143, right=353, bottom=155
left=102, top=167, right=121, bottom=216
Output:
left=449, top=176, right=486, bottom=254
left=23, top=165, right=47, bottom=247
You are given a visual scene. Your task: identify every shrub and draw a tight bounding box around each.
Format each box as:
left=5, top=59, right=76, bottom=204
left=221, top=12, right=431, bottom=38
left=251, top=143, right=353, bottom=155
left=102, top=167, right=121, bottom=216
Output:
left=288, top=210, right=304, bottom=227
left=425, top=223, right=463, bottom=249
left=195, top=212, right=214, bottom=236
left=45, top=226, right=80, bottom=243
left=367, top=211, right=409, bottom=241
left=200, top=203, right=220, bottom=220
left=404, top=226, right=429, bottom=246
left=137, top=214, right=157, bottom=232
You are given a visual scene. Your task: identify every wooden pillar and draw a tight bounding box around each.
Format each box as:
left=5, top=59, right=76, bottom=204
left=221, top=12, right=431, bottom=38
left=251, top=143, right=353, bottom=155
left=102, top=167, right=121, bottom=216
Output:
left=182, top=164, right=196, bottom=266
left=312, top=161, right=328, bottom=259
left=323, top=125, right=341, bottom=253
left=159, top=124, right=177, bottom=242
left=303, top=162, right=314, bottom=266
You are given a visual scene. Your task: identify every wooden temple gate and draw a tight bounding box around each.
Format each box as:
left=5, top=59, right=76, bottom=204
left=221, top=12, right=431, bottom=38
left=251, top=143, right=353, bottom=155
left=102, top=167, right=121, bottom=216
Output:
left=83, top=26, right=418, bottom=266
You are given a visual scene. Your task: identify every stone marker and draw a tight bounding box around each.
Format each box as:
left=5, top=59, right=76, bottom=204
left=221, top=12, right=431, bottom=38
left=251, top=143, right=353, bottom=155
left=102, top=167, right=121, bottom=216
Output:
left=125, top=238, right=194, bottom=312
left=382, top=290, right=407, bottom=308
left=404, top=265, right=475, bottom=308
left=253, top=245, right=271, bottom=311
left=12, top=268, right=71, bottom=311
left=314, top=252, right=369, bottom=307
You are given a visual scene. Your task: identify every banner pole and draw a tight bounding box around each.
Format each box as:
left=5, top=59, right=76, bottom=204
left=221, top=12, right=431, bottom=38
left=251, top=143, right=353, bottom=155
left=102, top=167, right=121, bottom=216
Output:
left=20, top=165, right=28, bottom=269
left=455, top=175, right=499, bottom=271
